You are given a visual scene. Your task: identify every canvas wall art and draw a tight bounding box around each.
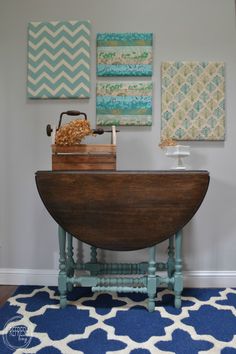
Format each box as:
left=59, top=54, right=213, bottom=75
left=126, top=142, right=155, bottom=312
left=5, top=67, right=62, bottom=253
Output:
left=96, top=81, right=153, bottom=126
left=161, top=61, right=225, bottom=140
left=97, top=33, right=153, bottom=76
left=27, top=20, right=91, bottom=98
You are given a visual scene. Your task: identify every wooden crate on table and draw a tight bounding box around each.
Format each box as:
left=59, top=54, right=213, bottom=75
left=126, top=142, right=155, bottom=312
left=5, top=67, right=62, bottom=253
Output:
left=51, top=144, right=116, bottom=171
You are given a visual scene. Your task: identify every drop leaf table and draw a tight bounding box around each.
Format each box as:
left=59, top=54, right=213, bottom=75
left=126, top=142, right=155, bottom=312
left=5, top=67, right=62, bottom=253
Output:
left=36, top=170, right=209, bottom=311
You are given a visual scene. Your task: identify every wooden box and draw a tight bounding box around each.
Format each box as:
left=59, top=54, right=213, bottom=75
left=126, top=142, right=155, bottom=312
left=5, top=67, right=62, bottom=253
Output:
left=51, top=144, right=116, bottom=171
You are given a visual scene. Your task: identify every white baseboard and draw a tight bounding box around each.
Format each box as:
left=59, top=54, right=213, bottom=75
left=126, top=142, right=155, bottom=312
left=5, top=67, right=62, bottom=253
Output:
left=0, top=268, right=58, bottom=286
left=0, top=268, right=236, bottom=287
left=184, top=271, right=236, bottom=287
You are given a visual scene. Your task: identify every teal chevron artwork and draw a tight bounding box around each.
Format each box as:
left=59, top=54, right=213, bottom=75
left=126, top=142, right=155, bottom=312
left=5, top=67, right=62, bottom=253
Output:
left=96, top=81, right=153, bottom=126
left=27, top=20, right=91, bottom=98
left=161, top=61, right=225, bottom=140
left=97, top=33, right=153, bottom=76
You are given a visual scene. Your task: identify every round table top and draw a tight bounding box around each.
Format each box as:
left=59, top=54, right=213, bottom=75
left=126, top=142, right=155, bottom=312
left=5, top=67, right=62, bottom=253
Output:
left=36, top=170, right=210, bottom=251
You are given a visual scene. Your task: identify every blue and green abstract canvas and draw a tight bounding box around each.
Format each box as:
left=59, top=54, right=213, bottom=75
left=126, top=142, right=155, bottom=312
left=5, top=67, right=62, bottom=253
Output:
left=27, top=20, right=91, bottom=98
left=97, top=33, right=153, bottom=76
left=96, top=81, right=153, bottom=126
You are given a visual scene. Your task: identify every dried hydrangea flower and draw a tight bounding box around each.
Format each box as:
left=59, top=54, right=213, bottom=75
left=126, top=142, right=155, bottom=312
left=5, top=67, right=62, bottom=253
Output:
left=55, top=119, right=93, bottom=146
left=159, top=138, right=177, bottom=149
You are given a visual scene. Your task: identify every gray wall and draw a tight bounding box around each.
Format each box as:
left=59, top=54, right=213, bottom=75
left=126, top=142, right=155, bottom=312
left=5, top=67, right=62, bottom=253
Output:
left=0, top=0, right=236, bottom=280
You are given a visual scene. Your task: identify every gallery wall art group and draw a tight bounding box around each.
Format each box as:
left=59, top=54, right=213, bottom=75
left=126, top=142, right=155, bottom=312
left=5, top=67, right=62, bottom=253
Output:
left=27, top=20, right=225, bottom=140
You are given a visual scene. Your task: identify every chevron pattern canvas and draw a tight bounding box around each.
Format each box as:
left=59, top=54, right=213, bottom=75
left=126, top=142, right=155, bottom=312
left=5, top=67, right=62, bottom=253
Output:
left=161, top=61, right=225, bottom=140
left=96, top=81, right=153, bottom=126
left=27, top=20, right=91, bottom=98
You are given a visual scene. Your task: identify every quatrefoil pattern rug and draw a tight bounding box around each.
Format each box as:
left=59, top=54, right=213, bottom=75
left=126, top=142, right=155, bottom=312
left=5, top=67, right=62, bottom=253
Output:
left=0, top=286, right=236, bottom=353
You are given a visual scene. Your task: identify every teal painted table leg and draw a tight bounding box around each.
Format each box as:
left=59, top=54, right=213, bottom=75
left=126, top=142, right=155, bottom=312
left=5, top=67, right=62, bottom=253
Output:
left=90, top=246, right=99, bottom=276
left=147, top=246, right=157, bottom=312
left=67, top=233, right=74, bottom=292
left=174, top=230, right=183, bottom=309
left=90, top=246, right=98, bottom=263
left=167, top=236, right=175, bottom=290
left=58, top=226, right=67, bottom=308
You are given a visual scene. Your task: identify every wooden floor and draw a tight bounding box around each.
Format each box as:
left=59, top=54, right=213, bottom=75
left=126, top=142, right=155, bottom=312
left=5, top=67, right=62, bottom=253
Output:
left=0, top=285, right=18, bottom=307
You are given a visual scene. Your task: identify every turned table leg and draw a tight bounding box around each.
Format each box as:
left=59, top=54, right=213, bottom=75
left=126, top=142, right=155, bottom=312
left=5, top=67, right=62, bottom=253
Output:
left=90, top=246, right=99, bottom=276
left=67, top=233, right=75, bottom=292
left=90, top=246, right=98, bottom=263
left=147, top=245, right=157, bottom=312
left=58, top=226, right=67, bottom=308
left=167, top=235, right=175, bottom=289
left=174, top=230, right=183, bottom=309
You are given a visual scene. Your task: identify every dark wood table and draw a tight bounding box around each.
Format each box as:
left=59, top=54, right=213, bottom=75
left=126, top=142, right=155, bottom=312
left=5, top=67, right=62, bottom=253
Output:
left=35, top=170, right=209, bottom=310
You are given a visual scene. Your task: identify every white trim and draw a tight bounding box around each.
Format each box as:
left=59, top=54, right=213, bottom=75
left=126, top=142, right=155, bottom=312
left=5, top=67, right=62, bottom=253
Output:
left=184, top=271, right=236, bottom=287
left=0, top=268, right=236, bottom=287
left=0, top=268, right=58, bottom=286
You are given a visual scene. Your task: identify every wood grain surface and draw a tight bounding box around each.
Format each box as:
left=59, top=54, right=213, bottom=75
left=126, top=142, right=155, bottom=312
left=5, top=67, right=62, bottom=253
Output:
left=35, top=171, right=209, bottom=251
left=52, top=144, right=116, bottom=171
left=0, top=285, right=18, bottom=307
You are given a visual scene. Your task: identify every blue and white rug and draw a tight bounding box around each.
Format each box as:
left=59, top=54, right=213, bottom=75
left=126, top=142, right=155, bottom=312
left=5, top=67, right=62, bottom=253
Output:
left=0, top=286, right=236, bottom=353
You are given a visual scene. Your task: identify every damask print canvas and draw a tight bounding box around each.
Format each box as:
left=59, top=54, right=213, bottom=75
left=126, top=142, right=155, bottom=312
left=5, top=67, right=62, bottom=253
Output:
left=161, top=61, right=225, bottom=140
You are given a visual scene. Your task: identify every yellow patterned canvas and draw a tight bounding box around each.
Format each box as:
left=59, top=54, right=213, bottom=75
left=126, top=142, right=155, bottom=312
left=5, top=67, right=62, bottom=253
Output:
left=161, top=62, right=225, bottom=140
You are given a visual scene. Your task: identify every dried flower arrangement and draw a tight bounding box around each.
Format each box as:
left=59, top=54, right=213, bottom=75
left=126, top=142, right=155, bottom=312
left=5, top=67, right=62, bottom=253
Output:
left=159, top=138, right=177, bottom=149
left=55, top=119, right=93, bottom=146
